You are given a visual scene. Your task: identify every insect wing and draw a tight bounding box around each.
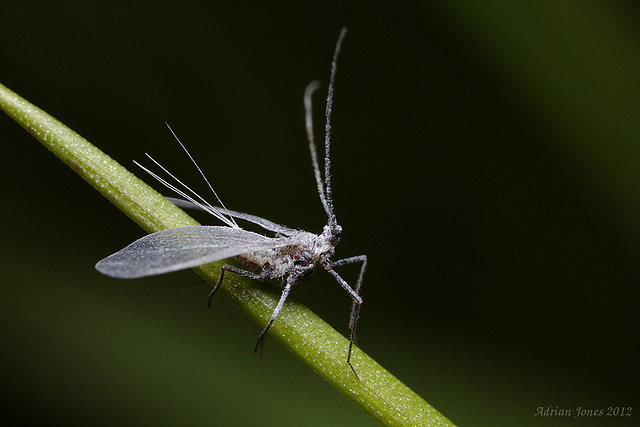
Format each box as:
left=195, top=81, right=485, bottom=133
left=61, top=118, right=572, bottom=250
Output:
left=95, top=226, right=288, bottom=278
left=166, top=197, right=295, bottom=235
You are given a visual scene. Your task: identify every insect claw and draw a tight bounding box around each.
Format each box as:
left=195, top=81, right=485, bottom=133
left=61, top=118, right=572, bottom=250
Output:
left=349, top=364, right=360, bottom=382
left=348, top=344, right=361, bottom=380
left=207, top=289, right=216, bottom=309
left=254, top=331, right=267, bottom=359
left=207, top=266, right=229, bottom=309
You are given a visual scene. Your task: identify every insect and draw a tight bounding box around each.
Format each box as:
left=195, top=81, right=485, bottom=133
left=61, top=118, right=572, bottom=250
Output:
left=95, top=28, right=366, bottom=377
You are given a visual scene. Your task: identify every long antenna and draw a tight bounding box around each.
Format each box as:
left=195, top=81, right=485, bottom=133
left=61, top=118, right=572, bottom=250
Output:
left=304, top=81, right=329, bottom=215
left=323, top=27, right=347, bottom=223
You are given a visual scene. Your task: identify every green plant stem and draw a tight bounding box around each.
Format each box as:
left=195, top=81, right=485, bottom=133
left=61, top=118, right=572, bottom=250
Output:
left=0, top=82, right=455, bottom=427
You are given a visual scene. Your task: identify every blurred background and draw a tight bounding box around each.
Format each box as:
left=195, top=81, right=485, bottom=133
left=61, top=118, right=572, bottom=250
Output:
left=1, top=1, right=639, bottom=425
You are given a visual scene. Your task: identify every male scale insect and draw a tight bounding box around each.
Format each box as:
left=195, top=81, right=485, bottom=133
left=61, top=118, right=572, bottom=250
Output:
left=95, top=28, right=367, bottom=378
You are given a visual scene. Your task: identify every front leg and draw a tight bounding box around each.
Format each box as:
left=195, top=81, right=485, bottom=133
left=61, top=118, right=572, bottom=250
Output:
left=325, top=255, right=368, bottom=378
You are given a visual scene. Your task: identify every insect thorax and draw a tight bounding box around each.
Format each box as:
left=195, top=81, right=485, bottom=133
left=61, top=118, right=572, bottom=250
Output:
left=236, top=230, right=333, bottom=282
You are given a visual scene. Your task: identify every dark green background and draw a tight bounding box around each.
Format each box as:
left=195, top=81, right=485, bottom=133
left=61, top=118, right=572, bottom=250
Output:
left=1, top=1, right=638, bottom=425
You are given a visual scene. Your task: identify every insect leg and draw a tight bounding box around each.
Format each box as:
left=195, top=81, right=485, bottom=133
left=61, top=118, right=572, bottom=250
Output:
left=332, top=255, right=368, bottom=332
left=254, top=278, right=293, bottom=358
left=325, top=254, right=367, bottom=379
left=208, top=265, right=264, bottom=308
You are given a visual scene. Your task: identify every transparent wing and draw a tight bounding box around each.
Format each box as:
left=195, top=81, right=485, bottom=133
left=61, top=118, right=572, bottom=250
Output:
left=95, top=226, right=289, bottom=279
left=166, top=197, right=296, bottom=235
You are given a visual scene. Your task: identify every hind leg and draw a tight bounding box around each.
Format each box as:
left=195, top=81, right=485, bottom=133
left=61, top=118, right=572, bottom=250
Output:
left=208, top=265, right=265, bottom=308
